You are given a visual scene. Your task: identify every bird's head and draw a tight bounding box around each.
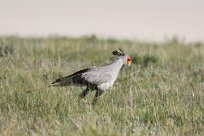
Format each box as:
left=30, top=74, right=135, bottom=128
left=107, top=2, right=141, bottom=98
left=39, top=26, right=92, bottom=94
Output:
left=112, top=48, right=132, bottom=66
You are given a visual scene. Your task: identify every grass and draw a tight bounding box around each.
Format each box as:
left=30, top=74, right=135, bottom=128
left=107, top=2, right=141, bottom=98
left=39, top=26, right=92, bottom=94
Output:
left=0, top=35, right=204, bottom=136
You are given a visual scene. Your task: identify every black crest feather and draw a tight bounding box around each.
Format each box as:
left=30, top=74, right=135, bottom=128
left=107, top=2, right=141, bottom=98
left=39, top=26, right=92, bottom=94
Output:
left=112, top=48, right=125, bottom=56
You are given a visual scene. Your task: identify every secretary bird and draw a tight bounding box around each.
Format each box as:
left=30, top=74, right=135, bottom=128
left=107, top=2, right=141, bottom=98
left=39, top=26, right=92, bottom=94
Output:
left=52, top=49, right=131, bottom=104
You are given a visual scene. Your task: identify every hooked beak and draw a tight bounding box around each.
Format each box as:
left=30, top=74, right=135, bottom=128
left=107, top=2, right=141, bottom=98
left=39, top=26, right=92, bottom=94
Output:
left=127, top=60, right=131, bottom=67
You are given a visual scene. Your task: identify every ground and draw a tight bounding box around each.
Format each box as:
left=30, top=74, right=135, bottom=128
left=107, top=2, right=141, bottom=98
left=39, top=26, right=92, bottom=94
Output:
left=0, top=35, right=204, bottom=136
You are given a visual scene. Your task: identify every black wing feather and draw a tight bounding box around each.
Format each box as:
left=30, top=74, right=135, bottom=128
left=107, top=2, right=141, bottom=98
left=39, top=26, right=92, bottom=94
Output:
left=52, top=68, right=90, bottom=86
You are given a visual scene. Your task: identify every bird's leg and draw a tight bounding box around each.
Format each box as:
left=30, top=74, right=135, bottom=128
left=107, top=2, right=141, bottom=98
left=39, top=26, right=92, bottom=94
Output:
left=78, top=87, right=90, bottom=99
left=92, top=90, right=104, bottom=105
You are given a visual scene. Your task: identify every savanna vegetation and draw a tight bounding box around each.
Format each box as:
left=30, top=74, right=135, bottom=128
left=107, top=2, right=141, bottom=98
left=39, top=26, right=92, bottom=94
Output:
left=0, top=35, right=204, bottom=136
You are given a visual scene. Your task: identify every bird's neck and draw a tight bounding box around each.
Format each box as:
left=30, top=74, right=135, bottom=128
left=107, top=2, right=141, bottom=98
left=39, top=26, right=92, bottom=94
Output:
left=109, top=58, right=124, bottom=72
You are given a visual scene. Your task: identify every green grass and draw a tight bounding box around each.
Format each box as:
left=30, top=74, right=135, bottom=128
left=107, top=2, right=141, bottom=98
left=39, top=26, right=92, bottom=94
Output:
left=0, top=35, right=204, bottom=136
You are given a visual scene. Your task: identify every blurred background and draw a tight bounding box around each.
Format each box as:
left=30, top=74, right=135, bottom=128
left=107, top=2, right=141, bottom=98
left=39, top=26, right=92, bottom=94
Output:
left=0, top=0, right=203, bottom=42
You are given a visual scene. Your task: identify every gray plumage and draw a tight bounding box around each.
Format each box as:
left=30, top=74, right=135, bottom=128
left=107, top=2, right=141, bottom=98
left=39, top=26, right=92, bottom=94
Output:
left=52, top=49, right=131, bottom=104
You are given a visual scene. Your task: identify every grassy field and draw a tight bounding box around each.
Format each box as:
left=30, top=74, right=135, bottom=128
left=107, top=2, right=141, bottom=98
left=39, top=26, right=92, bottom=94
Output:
left=0, top=35, right=204, bottom=136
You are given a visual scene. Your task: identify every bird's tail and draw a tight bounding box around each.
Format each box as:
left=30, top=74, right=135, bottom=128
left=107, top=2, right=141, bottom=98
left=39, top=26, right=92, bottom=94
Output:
left=26, top=79, right=66, bottom=93
left=26, top=77, right=71, bottom=93
left=26, top=85, right=52, bottom=93
left=51, top=78, right=63, bottom=86
left=51, top=76, right=72, bottom=86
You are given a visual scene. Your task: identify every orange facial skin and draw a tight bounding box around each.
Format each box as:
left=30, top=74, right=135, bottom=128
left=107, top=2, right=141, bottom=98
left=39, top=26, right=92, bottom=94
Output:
left=127, top=56, right=131, bottom=65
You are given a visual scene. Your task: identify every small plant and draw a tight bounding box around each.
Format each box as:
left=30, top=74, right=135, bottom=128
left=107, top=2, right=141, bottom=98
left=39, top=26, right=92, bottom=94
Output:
left=189, top=69, right=204, bottom=82
left=0, top=42, right=15, bottom=57
left=130, top=51, right=159, bottom=67
left=143, top=54, right=159, bottom=67
left=131, top=53, right=143, bottom=64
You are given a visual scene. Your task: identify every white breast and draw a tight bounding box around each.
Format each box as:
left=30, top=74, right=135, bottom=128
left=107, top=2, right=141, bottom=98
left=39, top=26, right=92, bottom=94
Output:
left=97, top=80, right=115, bottom=91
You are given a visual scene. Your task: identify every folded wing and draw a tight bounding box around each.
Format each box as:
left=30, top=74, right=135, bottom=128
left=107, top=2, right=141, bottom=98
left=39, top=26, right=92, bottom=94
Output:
left=52, top=67, right=112, bottom=86
left=82, top=68, right=112, bottom=85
